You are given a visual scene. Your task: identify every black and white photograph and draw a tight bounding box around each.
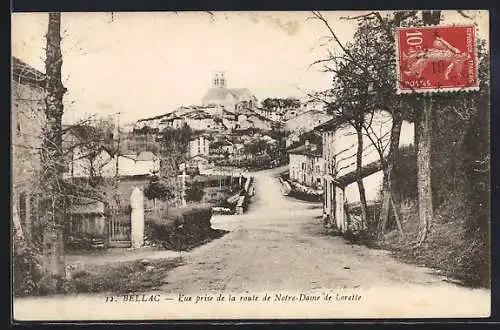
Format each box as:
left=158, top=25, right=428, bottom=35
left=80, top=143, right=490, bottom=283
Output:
left=11, top=10, right=491, bottom=320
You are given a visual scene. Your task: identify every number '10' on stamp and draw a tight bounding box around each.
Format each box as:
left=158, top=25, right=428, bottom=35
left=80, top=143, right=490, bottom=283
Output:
left=395, top=25, right=479, bottom=94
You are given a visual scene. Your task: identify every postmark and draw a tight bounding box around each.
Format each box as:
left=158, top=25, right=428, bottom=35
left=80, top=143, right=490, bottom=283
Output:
left=395, top=25, right=479, bottom=94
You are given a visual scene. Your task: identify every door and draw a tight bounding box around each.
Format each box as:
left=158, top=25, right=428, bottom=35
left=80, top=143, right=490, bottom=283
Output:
left=108, top=207, right=131, bottom=248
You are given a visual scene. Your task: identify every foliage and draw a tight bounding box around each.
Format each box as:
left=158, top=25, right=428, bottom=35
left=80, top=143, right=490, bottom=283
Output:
left=159, top=124, right=193, bottom=183
left=286, top=131, right=322, bottom=151
left=391, top=145, right=418, bottom=202
left=185, top=181, right=204, bottom=202
left=134, top=125, right=158, bottom=135
left=261, top=97, right=301, bottom=111
left=121, top=131, right=160, bottom=154
left=64, top=258, right=183, bottom=294
left=315, top=10, right=490, bottom=287
left=244, top=138, right=268, bottom=155
left=13, top=245, right=44, bottom=296
left=145, top=206, right=226, bottom=251
left=343, top=200, right=490, bottom=288
left=288, top=182, right=323, bottom=202
left=144, top=175, right=173, bottom=202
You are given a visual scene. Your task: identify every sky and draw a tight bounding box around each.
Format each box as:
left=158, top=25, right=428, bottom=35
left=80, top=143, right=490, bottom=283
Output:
left=11, top=10, right=488, bottom=125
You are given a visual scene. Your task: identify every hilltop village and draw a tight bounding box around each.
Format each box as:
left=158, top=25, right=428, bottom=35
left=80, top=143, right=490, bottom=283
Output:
left=128, top=71, right=331, bottom=174
left=13, top=11, right=490, bottom=315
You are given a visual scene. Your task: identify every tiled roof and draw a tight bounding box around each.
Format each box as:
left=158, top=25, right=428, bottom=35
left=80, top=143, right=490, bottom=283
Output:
left=137, top=113, right=170, bottom=122
left=313, top=116, right=349, bottom=132
left=185, top=110, right=213, bottom=120
left=135, top=151, right=157, bottom=161
left=288, top=144, right=322, bottom=157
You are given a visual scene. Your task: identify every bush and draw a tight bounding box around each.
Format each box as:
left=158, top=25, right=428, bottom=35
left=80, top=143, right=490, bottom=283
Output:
left=13, top=244, right=45, bottom=297
left=185, top=181, right=204, bottom=202
left=145, top=205, right=225, bottom=251
left=447, top=230, right=490, bottom=287
left=391, top=145, right=417, bottom=201
left=144, top=175, right=173, bottom=202
left=348, top=200, right=490, bottom=288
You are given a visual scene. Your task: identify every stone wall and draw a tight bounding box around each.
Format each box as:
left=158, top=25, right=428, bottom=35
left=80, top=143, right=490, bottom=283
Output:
left=11, top=74, right=46, bottom=240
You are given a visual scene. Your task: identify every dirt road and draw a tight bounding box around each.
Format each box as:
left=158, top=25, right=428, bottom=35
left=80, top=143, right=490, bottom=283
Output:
left=161, top=167, right=470, bottom=292
left=13, top=168, right=490, bottom=320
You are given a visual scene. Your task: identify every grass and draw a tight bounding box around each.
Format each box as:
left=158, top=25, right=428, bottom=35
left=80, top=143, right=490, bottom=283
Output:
left=16, top=223, right=229, bottom=297
left=341, top=200, right=490, bottom=288
left=163, top=228, right=229, bottom=252
left=69, top=257, right=184, bottom=294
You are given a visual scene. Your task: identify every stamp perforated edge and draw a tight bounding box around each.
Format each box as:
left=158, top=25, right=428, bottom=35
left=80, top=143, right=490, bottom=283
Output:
left=394, top=24, right=480, bottom=95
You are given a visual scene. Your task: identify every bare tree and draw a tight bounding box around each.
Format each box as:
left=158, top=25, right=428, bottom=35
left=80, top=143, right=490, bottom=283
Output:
left=310, top=11, right=421, bottom=234
left=40, top=12, right=67, bottom=276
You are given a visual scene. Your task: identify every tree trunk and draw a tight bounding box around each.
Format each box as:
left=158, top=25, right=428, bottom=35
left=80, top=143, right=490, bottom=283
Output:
left=355, top=126, right=368, bottom=225
left=379, top=110, right=403, bottom=232
left=12, top=197, right=25, bottom=253
left=416, top=97, right=433, bottom=245
left=390, top=192, right=404, bottom=235
left=414, top=10, right=440, bottom=245
left=42, top=12, right=66, bottom=276
left=378, top=173, right=391, bottom=232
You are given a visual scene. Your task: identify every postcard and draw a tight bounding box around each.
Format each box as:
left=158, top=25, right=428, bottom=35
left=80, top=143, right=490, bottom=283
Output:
left=11, top=10, right=490, bottom=321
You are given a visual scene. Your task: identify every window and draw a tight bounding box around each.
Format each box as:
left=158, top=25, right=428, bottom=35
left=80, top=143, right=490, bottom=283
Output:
left=301, top=163, right=306, bottom=170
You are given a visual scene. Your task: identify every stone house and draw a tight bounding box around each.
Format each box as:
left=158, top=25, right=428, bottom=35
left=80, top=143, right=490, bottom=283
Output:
left=288, top=141, right=323, bottom=189
left=189, top=135, right=210, bottom=158
left=159, top=116, right=185, bottom=130
left=284, top=109, right=332, bottom=133
left=11, top=57, right=46, bottom=241
left=202, top=71, right=258, bottom=111
left=183, top=110, right=226, bottom=131
left=133, top=114, right=166, bottom=132
left=189, top=154, right=210, bottom=172
left=314, top=110, right=414, bottom=232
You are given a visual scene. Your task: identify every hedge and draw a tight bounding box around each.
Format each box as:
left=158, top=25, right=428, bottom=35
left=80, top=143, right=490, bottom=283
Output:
left=145, top=205, right=224, bottom=251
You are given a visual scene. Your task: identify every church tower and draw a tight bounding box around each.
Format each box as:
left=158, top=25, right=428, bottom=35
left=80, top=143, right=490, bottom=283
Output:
left=212, top=71, right=226, bottom=88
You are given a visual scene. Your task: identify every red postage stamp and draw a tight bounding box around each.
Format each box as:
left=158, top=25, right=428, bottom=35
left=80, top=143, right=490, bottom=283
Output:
left=395, top=25, right=479, bottom=94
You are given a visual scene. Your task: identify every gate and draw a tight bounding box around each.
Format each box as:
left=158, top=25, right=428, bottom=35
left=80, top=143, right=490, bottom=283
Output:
left=107, top=206, right=132, bottom=248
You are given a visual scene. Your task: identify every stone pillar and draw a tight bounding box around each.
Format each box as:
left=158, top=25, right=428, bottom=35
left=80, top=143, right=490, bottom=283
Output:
left=130, top=187, right=144, bottom=249
left=334, top=186, right=346, bottom=232
left=42, top=224, right=65, bottom=277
